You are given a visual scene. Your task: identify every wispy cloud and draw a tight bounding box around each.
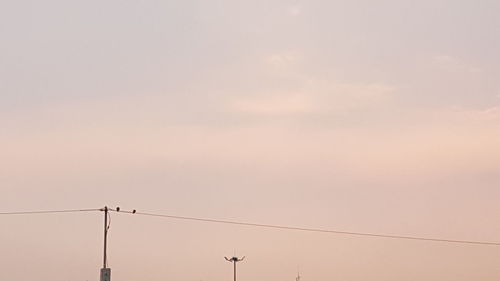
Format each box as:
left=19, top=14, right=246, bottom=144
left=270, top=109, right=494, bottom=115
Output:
left=432, top=55, right=482, bottom=73
left=226, top=51, right=396, bottom=117
left=264, top=51, right=302, bottom=76
left=229, top=94, right=315, bottom=115
left=227, top=80, right=395, bottom=116
left=449, top=106, right=500, bottom=121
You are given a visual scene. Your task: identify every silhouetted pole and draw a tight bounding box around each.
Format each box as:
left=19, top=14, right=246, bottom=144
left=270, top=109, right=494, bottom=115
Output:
left=103, top=206, right=108, bottom=268
left=100, top=206, right=111, bottom=281
left=225, top=256, right=245, bottom=281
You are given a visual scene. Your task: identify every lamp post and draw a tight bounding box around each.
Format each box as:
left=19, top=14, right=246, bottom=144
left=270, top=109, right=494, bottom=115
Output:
left=224, top=256, right=245, bottom=281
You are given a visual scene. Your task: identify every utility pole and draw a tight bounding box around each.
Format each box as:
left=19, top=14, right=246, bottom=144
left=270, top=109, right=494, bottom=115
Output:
left=100, top=206, right=111, bottom=281
left=224, top=256, right=245, bottom=281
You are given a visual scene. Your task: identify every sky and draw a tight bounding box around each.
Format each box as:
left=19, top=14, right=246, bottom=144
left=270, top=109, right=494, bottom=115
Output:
left=1, top=0, right=500, bottom=280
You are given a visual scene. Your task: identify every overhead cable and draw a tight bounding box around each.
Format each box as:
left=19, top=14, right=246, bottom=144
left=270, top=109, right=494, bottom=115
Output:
left=0, top=208, right=100, bottom=215
left=113, top=209, right=500, bottom=247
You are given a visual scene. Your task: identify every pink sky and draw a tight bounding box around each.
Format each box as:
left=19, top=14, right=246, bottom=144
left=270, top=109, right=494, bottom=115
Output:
left=1, top=1, right=500, bottom=281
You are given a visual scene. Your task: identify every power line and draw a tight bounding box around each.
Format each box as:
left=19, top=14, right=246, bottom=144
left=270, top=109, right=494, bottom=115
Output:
left=1, top=207, right=498, bottom=246
left=113, top=209, right=500, bottom=247
left=0, top=208, right=101, bottom=215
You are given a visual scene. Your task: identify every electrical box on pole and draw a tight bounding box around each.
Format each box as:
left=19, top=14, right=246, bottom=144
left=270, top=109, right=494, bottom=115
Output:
left=100, top=268, right=111, bottom=281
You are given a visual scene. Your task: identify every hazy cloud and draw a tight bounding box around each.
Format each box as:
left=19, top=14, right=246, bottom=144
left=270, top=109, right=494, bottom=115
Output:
left=432, top=55, right=482, bottom=73
left=227, top=78, right=395, bottom=116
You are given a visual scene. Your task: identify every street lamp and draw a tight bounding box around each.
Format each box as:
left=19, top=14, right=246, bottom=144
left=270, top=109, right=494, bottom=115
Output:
left=224, top=256, right=245, bottom=281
